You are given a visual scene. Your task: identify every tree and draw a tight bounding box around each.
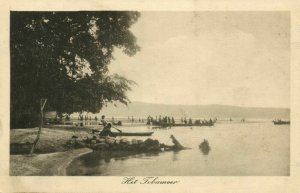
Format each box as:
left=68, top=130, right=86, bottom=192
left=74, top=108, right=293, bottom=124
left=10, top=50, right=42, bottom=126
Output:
left=30, top=98, right=47, bottom=154
left=10, top=11, right=140, bottom=128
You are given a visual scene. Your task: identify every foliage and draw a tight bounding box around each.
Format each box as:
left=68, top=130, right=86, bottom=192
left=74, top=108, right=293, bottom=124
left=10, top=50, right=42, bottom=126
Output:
left=10, top=11, right=140, bottom=128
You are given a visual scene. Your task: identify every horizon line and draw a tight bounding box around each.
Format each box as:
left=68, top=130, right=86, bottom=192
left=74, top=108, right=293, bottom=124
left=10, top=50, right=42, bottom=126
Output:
left=127, top=100, right=290, bottom=109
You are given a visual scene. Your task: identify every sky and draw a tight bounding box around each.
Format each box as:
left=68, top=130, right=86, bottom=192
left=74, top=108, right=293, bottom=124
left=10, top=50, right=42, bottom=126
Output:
left=109, top=12, right=290, bottom=108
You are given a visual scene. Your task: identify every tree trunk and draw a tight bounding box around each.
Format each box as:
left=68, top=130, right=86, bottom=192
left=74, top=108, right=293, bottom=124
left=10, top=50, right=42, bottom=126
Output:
left=30, top=98, right=47, bottom=154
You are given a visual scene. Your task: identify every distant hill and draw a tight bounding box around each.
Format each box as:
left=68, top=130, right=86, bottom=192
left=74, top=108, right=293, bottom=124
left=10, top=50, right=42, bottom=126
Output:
left=96, top=101, right=290, bottom=119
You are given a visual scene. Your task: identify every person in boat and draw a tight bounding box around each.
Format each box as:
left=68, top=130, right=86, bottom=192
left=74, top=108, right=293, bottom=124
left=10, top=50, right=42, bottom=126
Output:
left=147, top=116, right=152, bottom=125
left=184, top=118, right=187, bottom=124
left=188, top=118, right=192, bottom=124
left=99, top=123, right=116, bottom=137
left=101, top=115, right=107, bottom=126
left=172, top=117, right=175, bottom=124
left=209, top=118, right=213, bottom=124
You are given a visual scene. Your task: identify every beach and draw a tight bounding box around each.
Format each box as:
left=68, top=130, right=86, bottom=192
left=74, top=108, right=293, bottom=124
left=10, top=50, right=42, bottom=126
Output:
left=10, top=148, right=92, bottom=176
left=10, top=127, right=94, bottom=175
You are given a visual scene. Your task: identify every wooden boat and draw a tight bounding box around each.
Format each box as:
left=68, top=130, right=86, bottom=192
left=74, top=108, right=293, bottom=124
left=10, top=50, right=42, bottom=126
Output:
left=150, top=122, right=214, bottom=127
left=112, top=131, right=154, bottom=136
left=273, top=120, right=290, bottom=125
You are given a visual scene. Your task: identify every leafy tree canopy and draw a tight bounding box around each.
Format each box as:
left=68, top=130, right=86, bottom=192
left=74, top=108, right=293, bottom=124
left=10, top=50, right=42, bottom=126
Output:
left=11, top=11, right=140, bottom=128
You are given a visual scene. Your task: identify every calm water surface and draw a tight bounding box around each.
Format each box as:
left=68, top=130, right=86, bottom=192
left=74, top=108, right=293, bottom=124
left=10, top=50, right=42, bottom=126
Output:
left=66, top=120, right=289, bottom=176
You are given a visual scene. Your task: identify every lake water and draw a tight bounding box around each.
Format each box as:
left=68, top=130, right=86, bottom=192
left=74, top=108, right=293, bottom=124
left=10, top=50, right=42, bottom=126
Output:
left=66, top=120, right=290, bottom=176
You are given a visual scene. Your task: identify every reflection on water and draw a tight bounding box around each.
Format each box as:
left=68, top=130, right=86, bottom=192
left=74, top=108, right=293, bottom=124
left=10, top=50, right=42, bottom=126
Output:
left=172, top=151, right=179, bottom=161
left=66, top=121, right=289, bottom=176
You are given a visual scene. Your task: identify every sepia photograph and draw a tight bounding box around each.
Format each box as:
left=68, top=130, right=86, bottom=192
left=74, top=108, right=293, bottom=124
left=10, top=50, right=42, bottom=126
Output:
left=9, top=11, right=290, bottom=176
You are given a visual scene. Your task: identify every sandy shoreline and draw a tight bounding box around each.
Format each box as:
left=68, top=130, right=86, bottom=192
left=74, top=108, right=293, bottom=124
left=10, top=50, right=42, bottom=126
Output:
left=10, top=127, right=96, bottom=175
left=10, top=148, right=93, bottom=176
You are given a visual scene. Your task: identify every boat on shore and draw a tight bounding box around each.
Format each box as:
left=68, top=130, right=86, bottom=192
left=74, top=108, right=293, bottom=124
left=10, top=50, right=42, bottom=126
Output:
left=112, top=131, right=154, bottom=136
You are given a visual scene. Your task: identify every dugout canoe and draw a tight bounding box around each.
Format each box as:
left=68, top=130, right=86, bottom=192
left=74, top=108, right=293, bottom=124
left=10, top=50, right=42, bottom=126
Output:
left=272, top=120, right=290, bottom=125
left=112, top=131, right=154, bottom=136
left=150, top=122, right=214, bottom=127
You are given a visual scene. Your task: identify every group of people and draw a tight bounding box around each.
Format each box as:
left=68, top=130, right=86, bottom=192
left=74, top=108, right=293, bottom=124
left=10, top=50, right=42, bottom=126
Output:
left=147, top=115, right=176, bottom=125
left=147, top=115, right=216, bottom=125
left=78, top=115, right=98, bottom=121
left=180, top=117, right=192, bottom=124
left=194, top=119, right=214, bottom=125
left=127, top=116, right=144, bottom=123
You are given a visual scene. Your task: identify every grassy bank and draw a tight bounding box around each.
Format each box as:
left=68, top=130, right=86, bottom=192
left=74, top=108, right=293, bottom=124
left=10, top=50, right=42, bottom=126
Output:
left=10, top=126, right=97, bottom=154
left=10, top=126, right=96, bottom=175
